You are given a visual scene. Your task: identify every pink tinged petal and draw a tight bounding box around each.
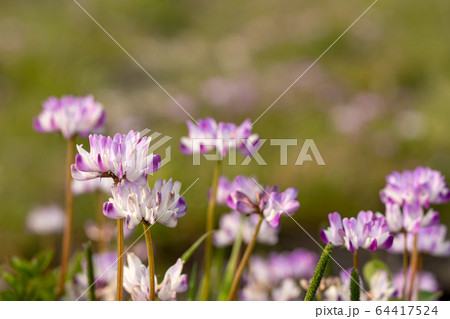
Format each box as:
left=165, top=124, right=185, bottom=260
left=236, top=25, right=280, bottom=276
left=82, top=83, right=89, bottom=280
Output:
left=71, top=165, right=99, bottom=181
left=97, top=154, right=107, bottom=171
left=147, top=154, right=161, bottom=174
left=348, top=240, right=356, bottom=253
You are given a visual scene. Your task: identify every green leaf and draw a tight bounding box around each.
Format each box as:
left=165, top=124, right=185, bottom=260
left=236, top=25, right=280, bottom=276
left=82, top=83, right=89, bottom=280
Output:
left=363, top=259, right=390, bottom=284
left=181, top=232, right=210, bottom=262
left=33, top=251, right=54, bottom=273
left=418, top=290, right=442, bottom=301
left=0, top=290, right=16, bottom=301
left=187, top=262, right=197, bottom=301
left=10, top=257, right=34, bottom=277
left=218, top=230, right=243, bottom=301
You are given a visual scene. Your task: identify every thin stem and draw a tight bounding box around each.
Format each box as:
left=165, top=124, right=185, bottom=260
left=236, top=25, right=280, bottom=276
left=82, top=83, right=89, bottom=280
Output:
left=199, top=160, right=222, bottom=300
left=353, top=249, right=359, bottom=272
left=304, top=243, right=333, bottom=301
left=84, top=242, right=96, bottom=301
left=57, top=136, right=75, bottom=298
left=227, top=214, right=263, bottom=301
left=116, top=219, right=124, bottom=301
left=143, top=221, right=156, bottom=301
left=407, top=233, right=419, bottom=301
left=95, top=190, right=107, bottom=252
left=402, top=232, right=409, bottom=300
left=350, top=268, right=360, bottom=301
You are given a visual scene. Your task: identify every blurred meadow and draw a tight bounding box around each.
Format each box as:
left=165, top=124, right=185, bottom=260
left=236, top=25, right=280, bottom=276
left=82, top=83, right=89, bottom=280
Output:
left=1, top=0, right=450, bottom=295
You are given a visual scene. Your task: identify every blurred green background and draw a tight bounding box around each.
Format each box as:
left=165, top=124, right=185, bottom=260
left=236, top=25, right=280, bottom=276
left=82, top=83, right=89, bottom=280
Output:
left=1, top=0, right=450, bottom=294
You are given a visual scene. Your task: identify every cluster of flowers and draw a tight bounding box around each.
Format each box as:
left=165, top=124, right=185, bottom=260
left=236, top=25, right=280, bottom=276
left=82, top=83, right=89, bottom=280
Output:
left=240, top=249, right=318, bottom=301
left=320, top=166, right=450, bottom=300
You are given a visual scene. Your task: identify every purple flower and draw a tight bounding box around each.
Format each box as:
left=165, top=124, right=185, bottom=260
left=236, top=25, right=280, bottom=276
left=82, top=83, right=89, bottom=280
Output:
left=33, top=95, right=105, bottom=139
left=157, top=258, right=188, bottom=301
left=103, top=179, right=186, bottom=229
left=389, top=224, right=450, bottom=257
left=69, top=251, right=117, bottom=301
left=321, top=211, right=394, bottom=253
left=71, top=130, right=161, bottom=185
left=392, top=269, right=440, bottom=300
left=385, top=202, right=440, bottom=233
left=240, top=248, right=318, bottom=301
left=225, top=175, right=300, bottom=227
left=25, top=204, right=65, bottom=235
left=72, top=178, right=114, bottom=196
left=213, top=211, right=279, bottom=247
left=123, top=253, right=156, bottom=301
left=180, top=118, right=260, bottom=157
left=380, top=167, right=450, bottom=208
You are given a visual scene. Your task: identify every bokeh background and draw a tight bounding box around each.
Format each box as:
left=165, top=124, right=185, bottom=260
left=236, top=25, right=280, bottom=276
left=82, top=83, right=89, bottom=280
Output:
left=1, top=0, right=450, bottom=296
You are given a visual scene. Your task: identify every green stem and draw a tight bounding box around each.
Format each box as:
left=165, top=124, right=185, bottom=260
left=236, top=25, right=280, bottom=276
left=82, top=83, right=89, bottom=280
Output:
left=350, top=268, right=360, bottom=301
left=304, top=243, right=333, bottom=301
left=227, top=214, right=263, bottom=301
left=57, top=136, right=75, bottom=298
left=116, top=219, right=124, bottom=301
left=84, top=242, right=96, bottom=301
left=143, top=221, right=156, bottom=301
left=199, top=160, right=222, bottom=300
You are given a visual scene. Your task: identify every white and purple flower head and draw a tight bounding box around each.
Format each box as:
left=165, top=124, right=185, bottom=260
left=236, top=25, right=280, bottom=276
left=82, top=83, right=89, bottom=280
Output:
left=71, top=251, right=117, bottom=301
left=124, top=253, right=187, bottom=301
left=220, top=175, right=300, bottom=227
left=25, top=204, right=65, bottom=235
left=33, top=95, right=106, bottom=139
left=180, top=118, right=260, bottom=157
left=103, top=178, right=186, bottom=229
left=380, top=167, right=450, bottom=208
left=213, top=211, right=279, bottom=247
left=240, top=248, right=318, bottom=301
left=71, top=130, right=161, bottom=186
left=389, top=224, right=450, bottom=257
left=321, top=211, right=394, bottom=253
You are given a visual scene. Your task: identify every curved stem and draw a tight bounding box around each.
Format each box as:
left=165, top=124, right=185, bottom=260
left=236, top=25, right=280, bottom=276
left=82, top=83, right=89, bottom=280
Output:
left=304, top=243, right=333, bottom=301
left=402, top=232, right=409, bottom=300
left=353, top=249, right=359, bottom=272
left=227, top=214, right=263, bottom=301
left=116, top=219, right=124, bottom=301
left=200, top=160, right=222, bottom=300
left=407, top=233, right=419, bottom=301
left=143, top=221, right=156, bottom=301
left=57, top=136, right=75, bottom=298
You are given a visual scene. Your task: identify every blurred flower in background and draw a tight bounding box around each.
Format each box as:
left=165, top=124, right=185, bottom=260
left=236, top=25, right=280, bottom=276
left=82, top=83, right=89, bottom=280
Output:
left=25, top=204, right=65, bottom=236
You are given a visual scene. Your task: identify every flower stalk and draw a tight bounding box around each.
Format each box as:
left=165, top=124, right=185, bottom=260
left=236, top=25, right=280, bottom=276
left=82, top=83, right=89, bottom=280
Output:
left=116, top=219, right=124, bottom=301
left=84, top=242, right=96, bottom=301
left=199, top=160, right=222, bottom=300
left=353, top=249, right=359, bottom=272
left=227, top=214, right=263, bottom=301
left=143, top=221, right=156, bottom=301
left=407, top=233, right=419, bottom=301
left=57, top=136, right=75, bottom=297
left=304, top=243, right=333, bottom=301
left=402, top=231, right=409, bottom=300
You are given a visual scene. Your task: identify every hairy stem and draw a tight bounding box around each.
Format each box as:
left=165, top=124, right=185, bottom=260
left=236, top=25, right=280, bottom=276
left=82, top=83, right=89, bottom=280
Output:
left=407, top=233, right=419, bottom=301
left=304, top=243, right=333, bottom=301
left=350, top=268, right=360, bottom=301
left=227, top=214, right=263, bottom=301
left=116, top=219, right=124, bottom=301
left=199, top=160, right=222, bottom=300
left=143, top=221, right=156, bottom=301
left=57, top=136, right=75, bottom=298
